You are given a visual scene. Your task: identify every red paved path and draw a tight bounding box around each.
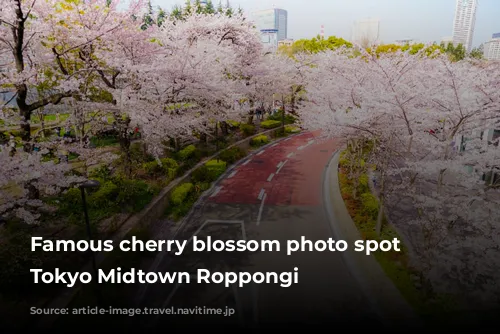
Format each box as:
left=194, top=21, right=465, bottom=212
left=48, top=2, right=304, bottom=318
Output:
left=209, top=132, right=340, bottom=206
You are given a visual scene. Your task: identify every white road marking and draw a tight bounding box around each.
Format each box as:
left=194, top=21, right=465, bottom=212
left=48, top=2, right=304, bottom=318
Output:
left=277, top=161, right=283, bottom=168
left=256, top=193, right=267, bottom=226
left=297, top=145, right=305, bottom=150
left=210, top=186, right=222, bottom=198
left=267, top=173, right=275, bottom=182
left=271, top=143, right=278, bottom=148
left=228, top=170, right=238, bottom=178
left=242, top=159, right=251, bottom=166
left=287, top=152, right=294, bottom=158
left=258, top=188, right=265, bottom=200
left=276, top=160, right=288, bottom=174
left=256, top=150, right=265, bottom=156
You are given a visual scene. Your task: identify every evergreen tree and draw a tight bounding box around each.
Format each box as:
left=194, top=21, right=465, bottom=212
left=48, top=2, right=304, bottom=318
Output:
left=194, top=0, right=204, bottom=14
left=141, top=0, right=154, bottom=30
left=157, top=7, right=167, bottom=27
left=205, top=0, right=215, bottom=14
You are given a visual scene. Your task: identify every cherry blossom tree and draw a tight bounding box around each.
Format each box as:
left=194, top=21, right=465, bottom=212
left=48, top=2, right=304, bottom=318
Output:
left=298, top=46, right=500, bottom=304
left=0, top=0, right=145, bottom=146
left=0, top=147, right=86, bottom=224
left=119, top=12, right=262, bottom=157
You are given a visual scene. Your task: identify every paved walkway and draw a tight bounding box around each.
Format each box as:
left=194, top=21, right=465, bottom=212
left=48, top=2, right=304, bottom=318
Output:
left=134, top=132, right=404, bottom=330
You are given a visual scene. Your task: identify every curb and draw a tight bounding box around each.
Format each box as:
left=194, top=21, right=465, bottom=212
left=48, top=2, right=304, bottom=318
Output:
left=323, top=148, right=423, bottom=330
left=136, top=131, right=304, bottom=303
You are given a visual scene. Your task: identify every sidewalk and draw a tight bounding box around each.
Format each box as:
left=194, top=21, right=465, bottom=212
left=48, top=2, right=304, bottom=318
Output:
left=323, top=149, right=423, bottom=330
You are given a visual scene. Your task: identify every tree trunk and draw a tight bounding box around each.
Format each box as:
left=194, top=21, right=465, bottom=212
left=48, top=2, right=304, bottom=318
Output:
left=220, top=121, right=229, bottom=136
left=375, top=172, right=385, bottom=235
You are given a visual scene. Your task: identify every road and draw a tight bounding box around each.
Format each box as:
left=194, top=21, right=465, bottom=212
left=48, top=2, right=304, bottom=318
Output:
left=138, top=131, right=385, bottom=330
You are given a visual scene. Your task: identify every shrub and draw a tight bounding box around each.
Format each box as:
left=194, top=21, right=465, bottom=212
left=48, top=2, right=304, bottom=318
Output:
left=218, top=146, right=247, bottom=164
left=251, top=135, right=269, bottom=147
left=115, top=178, right=155, bottom=212
left=267, top=111, right=296, bottom=124
left=360, top=193, right=379, bottom=220
left=176, top=144, right=197, bottom=161
left=240, top=124, right=255, bottom=136
left=205, top=159, right=227, bottom=179
left=260, top=120, right=281, bottom=129
left=227, top=120, right=240, bottom=128
left=170, top=183, right=194, bottom=206
left=285, top=125, right=300, bottom=133
left=88, top=181, right=119, bottom=208
left=359, top=174, right=369, bottom=192
left=143, top=158, right=179, bottom=178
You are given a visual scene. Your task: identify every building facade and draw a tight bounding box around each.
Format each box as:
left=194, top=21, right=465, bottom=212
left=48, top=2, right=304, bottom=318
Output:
left=253, top=8, right=288, bottom=44
left=483, top=33, right=500, bottom=60
left=351, top=18, right=380, bottom=46
left=452, top=0, right=478, bottom=52
left=278, top=39, right=294, bottom=47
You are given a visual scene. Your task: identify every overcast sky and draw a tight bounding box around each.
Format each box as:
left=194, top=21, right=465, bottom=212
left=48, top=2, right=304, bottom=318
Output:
left=152, top=0, right=499, bottom=47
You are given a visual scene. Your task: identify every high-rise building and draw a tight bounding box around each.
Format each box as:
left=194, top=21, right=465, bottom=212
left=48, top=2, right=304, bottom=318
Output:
left=452, top=0, right=478, bottom=52
left=483, top=33, right=500, bottom=60
left=351, top=18, right=380, bottom=46
left=252, top=8, right=288, bottom=43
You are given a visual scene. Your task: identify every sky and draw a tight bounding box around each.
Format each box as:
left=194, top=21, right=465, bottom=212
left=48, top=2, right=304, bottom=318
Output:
left=151, top=0, right=499, bottom=47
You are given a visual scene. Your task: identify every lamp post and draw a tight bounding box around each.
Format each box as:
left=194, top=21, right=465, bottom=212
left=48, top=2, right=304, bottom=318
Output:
left=79, top=180, right=102, bottom=304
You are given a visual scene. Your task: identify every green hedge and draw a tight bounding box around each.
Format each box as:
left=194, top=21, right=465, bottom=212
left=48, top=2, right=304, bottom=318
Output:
left=267, top=111, right=296, bottom=124
left=59, top=176, right=158, bottom=224
left=143, top=158, right=178, bottom=179
left=240, top=124, right=255, bottom=136
left=170, top=183, right=194, bottom=206
left=227, top=120, right=240, bottom=128
left=176, top=144, right=197, bottom=161
left=260, top=120, right=281, bottom=129
left=218, top=146, right=247, bottom=164
left=285, top=125, right=301, bottom=133
left=251, top=135, right=270, bottom=147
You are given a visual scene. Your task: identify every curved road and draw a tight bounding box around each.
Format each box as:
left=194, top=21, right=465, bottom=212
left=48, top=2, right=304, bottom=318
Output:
left=140, top=131, right=385, bottom=330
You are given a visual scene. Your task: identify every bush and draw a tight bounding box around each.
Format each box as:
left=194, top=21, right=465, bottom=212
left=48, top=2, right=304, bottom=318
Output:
left=267, top=111, right=296, bottom=124
left=359, top=174, right=369, bottom=192
left=218, top=146, right=247, bottom=164
left=251, top=135, right=270, bottom=147
left=115, top=178, right=155, bottom=212
left=176, top=144, right=197, bottom=161
left=143, top=158, right=179, bottom=178
left=260, top=120, right=282, bottom=129
left=240, top=124, right=256, bottom=136
left=88, top=181, right=120, bottom=208
left=205, top=159, right=227, bottom=179
left=170, top=183, right=194, bottom=206
left=285, top=125, right=300, bottom=133
left=360, top=193, right=379, bottom=220
left=227, top=120, right=240, bottom=128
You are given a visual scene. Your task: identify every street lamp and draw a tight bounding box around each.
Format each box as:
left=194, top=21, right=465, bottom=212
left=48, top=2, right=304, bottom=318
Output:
left=79, top=179, right=102, bottom=304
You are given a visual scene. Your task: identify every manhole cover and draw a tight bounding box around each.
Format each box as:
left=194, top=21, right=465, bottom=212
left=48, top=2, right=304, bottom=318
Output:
left=320, top=149, right=329, bottom=152
left=252, top=160, right=264, bottom=163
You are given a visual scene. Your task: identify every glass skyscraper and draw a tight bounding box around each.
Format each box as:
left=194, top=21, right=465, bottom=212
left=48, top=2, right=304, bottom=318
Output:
left=452, top=0, right=478, bottom=52
left=252, top=8, right=288, bottom=43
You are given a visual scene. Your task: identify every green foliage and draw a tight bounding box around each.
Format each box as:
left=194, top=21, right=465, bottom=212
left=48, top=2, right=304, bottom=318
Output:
left=227, top=120, right=240, bottom=128
left=239, top=124, right=256, bottom=136
left=176, top=144, right=197, bottom=161
left=205, top=159, right=227, bottom=179
left=285, top=125, right=300, bottom=134
left=280, top=35, right=353, bottom=56
left=260, top=120, right=282, bottom=129
left=251, top=135, right=270, bottom=147
left=360, top=189, right=378, bottom=221
left=170, top=183, right=194, bottom=206
left=90, top=136, right=118, bottom=148
left=267, top=111, right=296, bottom=125
left=218, top=146, right=247, bottom=164
left=143, top=158, right=179, bottom=179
